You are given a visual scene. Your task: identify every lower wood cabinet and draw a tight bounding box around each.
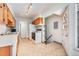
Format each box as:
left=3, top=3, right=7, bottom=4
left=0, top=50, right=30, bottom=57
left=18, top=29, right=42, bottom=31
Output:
left=0, top=45, right=12, bottom=56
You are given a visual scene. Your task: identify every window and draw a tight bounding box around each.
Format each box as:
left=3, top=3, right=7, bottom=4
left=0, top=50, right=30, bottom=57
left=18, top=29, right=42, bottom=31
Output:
left=77, top=11, right=79, bottom=48
left=54, top=21, right=58, bottom=29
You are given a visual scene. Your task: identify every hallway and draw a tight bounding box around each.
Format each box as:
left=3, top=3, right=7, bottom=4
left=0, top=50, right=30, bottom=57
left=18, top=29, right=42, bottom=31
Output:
left=17, top=39, right=67, bottom=56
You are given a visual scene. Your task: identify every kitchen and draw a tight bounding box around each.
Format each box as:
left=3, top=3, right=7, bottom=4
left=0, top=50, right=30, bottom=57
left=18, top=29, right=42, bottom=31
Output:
left=0, top=3, right=18, bottom=56
left=0, top=3, right=79, bottom=56
left=0, top=3, right=45, bottom=56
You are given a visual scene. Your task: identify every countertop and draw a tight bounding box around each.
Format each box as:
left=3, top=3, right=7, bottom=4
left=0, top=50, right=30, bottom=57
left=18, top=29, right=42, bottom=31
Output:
left=0, top=33, right=19, bottom=56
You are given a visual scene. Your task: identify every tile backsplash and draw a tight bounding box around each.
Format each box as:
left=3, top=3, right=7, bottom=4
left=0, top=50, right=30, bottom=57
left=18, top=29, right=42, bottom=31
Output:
left=0, top=23, right=11, bottom=34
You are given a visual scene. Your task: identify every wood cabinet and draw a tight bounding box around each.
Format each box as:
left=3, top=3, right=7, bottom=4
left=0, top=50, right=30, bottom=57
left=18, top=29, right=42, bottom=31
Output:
left=0, top=45, right=12, bottom=56
left=0, top=3, right=15, bottom=27
left=7, top=7, right=15, bottom=27
left=0, top=3, right=3, bottom=23
left=3, top=3, right=8, bottom=24
left=32, top=17, right=43, bottom=25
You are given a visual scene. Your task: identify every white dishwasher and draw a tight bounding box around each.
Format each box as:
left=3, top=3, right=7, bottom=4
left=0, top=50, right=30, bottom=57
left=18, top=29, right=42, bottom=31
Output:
left=35, top=31, right=42, bottom=44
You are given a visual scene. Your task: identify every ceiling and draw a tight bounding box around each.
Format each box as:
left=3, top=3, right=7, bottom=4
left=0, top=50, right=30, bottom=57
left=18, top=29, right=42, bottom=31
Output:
left=8, top=3, right=68, bottom=19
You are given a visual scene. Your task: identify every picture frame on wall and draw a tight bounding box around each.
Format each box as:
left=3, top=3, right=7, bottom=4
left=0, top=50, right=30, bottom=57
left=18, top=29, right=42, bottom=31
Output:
left=54, top=21, right=58, bottom=29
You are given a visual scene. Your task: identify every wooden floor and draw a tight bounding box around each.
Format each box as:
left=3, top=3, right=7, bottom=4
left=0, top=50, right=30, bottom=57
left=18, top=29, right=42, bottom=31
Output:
left=17, top=39, right=67, bottom=56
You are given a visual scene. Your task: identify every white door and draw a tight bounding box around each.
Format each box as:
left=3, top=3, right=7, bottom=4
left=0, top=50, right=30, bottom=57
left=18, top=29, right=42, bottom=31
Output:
left=19, top=21, right=28, bottom=38
left=52, top=20, right=62, bottom=43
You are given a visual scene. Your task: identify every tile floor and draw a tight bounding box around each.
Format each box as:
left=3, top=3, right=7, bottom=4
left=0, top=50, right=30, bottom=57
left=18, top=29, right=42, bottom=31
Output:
left=17, top=39, right=67, bottom=56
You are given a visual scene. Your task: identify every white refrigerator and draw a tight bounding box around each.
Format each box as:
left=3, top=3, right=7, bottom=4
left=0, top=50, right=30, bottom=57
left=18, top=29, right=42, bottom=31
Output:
left=29, top=24, right=36, bottom=39
left=35, top=31, right=42, bottom=43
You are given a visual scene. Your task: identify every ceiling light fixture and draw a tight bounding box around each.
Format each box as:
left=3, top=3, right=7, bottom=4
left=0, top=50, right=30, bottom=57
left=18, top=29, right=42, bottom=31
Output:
left=26, top=3, right=32, bottom=15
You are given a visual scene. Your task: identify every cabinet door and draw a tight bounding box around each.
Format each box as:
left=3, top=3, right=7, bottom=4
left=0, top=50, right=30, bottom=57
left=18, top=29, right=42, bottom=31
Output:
left=7, top=8, right=15, bottom=27
left=3, top=3, right=8, bottom=24
left=0, top=46, right=12, bottom=56
left=0, top=3, right=3, bottom=23
left=32, top=17, right=43, bottom=25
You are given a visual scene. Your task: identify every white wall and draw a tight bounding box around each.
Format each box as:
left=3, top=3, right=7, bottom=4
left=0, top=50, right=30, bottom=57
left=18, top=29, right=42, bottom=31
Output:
left=63, top=3, right=79, bottom=56
left=15, top=16, right=32, bottom=37
left=46, top=15, right=62, bottom=43
left=61, top=5, right=70, bottom=55
left=68, top=4, right=79, bottom=56
left=42, top=4, right=68, bottom=18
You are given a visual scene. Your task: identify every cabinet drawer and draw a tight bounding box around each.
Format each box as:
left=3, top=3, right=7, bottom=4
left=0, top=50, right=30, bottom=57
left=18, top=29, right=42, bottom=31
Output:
left=0, top=45, right=12, bottom=56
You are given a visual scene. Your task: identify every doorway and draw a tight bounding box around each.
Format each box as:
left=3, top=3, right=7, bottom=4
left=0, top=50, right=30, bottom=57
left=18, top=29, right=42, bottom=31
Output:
left=19, top=21, right=28, bottom=39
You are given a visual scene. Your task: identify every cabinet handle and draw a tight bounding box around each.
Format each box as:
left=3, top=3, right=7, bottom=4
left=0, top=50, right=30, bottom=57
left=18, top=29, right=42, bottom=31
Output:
left=3, top=4, right=5, bottom=7
left=0, top=6, right=2, bottom=8
left=3, top=18, right=5, bottom=21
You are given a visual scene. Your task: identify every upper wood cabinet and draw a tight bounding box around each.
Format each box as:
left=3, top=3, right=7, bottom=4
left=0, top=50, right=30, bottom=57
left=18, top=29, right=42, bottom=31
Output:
left=0, top=3, right=15, bottom=27
left=3, top=3, right=8, bottom=24
left=0, top=3, right=3, bottom=23
left=7, top=7, right=15, bottom=27
left=32, top=17, right=43, bottom=25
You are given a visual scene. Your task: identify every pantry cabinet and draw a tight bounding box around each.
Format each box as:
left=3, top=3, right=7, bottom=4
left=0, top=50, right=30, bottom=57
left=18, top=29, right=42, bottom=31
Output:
left=0, top=3, right=15, bottom=27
